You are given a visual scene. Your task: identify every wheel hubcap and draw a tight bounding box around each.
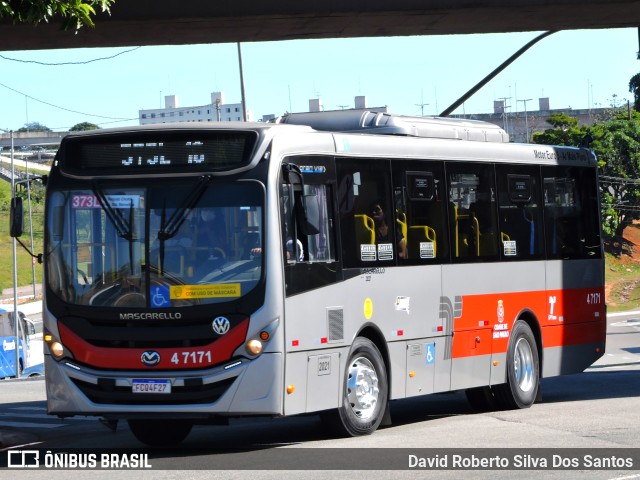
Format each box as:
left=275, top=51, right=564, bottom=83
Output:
left=346, top=356, right=379, bottom=420
left=513, top=337, right=534, bottom=392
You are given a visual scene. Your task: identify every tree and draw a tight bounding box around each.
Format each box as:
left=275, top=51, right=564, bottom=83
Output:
left=532, top=111, right=640, bottom=240
left=70, top=122, right=100, bottom=131
left=590, top=111, right=640, bottom=238
left=629, top=73, right=640, bottom=112
left=0, top=0, right=113, bottom=30
left=531, top=112, right=586, bottom=146
left=16, top=122, right=52, bottom=133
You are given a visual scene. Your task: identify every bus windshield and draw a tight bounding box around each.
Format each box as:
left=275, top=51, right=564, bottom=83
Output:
left=46, top=179, right=263, bottom=308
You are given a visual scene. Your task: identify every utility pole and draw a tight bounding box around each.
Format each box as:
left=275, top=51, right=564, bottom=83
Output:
left=518, top=98, right=532, bottom=142
left=25, top=158, right=36, bottom=298
left=499, top=97, right=511, bottom=134
left=237, top=43, right=247, bottom=121
left=1, top=128, right=19, bottom=378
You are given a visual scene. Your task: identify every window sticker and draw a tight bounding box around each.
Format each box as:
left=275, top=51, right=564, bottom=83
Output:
left=395, top=296, right=410, bottom=314
left=419, top=242, right=436, bottom=259
left=378, top=243, right=394, bottom=261
left=503, top=240, right=517, bottom=256
left=361, top=244, right=377, bottom=261
left=170, top=283, right=241, bottom=299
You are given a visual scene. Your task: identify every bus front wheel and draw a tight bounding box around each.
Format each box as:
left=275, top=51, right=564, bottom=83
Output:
left=494, top=320, right=540, bottom=409
left=127, top=419, right=193, bottom=447
left=323, top=337, right=388, bottom=437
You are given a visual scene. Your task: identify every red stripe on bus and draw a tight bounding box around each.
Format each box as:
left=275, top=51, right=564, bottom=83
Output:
left=451, top=287, right=605, bottom=359
left=57, top=318, right=249, bottom=370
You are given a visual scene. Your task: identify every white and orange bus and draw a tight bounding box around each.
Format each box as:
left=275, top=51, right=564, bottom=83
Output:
left=11, top=111, right=605, bottom=445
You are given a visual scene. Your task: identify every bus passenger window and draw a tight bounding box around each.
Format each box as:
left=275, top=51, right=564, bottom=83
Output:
left=447, top=164, right=499, bottom=261
left=393, top=165, right=448, bottom=263
left=543, top=166, right=601, bottom=260
left=496, top=165, right=543, bottom=260
left=336, top=158, right=396, bottom=267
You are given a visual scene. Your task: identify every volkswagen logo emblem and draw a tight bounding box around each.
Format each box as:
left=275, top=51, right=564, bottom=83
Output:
left=141, top=351, right=161, bottom=367
left=212, top=316, right=231, bottom=335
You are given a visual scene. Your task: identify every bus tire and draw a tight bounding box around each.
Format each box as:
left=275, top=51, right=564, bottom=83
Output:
left=494, top=320, right=539, bottom=410
left=128, top=419, right=192, bottom=446
left=325, top=337, right=388, bottom=437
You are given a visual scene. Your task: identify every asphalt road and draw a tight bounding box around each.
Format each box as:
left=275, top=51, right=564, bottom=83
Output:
left=0, top=309, right=638, bottom=479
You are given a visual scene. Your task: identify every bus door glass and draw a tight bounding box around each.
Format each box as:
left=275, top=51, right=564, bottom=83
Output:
left=281, top=156, right=339, bottom=296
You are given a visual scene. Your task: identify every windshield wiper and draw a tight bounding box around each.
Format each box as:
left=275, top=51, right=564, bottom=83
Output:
left=92, top=184, right=138, bottom=276
left=92, top=184, right=132, bottom=240
left=157, top=175, right=212, bottom=274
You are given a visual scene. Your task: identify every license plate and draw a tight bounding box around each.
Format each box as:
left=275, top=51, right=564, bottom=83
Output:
left=132, top=379, right=171, bottom=394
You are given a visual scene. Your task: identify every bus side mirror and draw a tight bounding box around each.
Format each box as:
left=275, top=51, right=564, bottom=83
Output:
left=10, top=197, right=23, bottom=238
left=26, top=319, right=36, bottom=336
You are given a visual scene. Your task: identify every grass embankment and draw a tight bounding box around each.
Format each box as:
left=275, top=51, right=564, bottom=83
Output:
left=0, top=180, right=44, bottom=293
left=605, top=223, right=640, bottom=312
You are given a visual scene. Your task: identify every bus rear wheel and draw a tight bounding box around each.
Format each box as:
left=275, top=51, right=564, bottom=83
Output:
left=494, top=320, right=539, bottom=409
left=127, top=419, right=193, bottom=446
left=323, top=337, right=388, bottom=437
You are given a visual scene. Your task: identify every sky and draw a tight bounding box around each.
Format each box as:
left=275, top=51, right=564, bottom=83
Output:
left=0, top=28, right=638, bottom=132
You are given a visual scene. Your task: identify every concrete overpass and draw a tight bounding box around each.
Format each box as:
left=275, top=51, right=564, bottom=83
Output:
left=0, top=132, right=67, bottom=150
left=1, top=1, right=639, bottom=51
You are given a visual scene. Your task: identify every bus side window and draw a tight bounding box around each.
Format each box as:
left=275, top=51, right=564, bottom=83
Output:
left=447, top=163, right=499, bottom=261
left=393, top=164, right=448, bottom=263
left=336, top=159, right=395, bottom=267
left=496, top=165, right=544, bottom=260
left=543, top=166, right=601, bottom=259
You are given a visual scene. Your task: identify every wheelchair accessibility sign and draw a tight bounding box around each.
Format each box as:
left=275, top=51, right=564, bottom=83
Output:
left=425, top=343, right=435, bottom=365
left=151, top=286, right=171, bottom=308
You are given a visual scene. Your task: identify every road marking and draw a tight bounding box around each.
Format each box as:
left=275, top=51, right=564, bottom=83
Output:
left=0, top=421, right=65, bottom=429
left=0, top=406, right=96, bottom=430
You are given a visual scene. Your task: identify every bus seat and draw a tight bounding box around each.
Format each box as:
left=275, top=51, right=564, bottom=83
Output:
left=396, top=211, right=407, bottom=245
left=354, top=214, right=376, bottom=245
left=408, top=225, right=437, bottom=259
left=451, top=204, right=479, bottom=257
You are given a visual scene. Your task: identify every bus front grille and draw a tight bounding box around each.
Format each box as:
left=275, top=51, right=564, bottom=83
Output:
left=70, top=377, right=237, bottom=405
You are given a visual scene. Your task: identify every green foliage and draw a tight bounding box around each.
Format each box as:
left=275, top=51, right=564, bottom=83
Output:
left=16, top=122, right=51, bottom=133
left=69, top=122, right=100, bottom=131
left=531, top=113, right=586, bottom=146
left=0, top=0, right=114, bottom=30
left=591, top=111, right=640, bottom=238
left=629, top=73, right=640, bottom=112
left=533, top=110, right=640, bottom=241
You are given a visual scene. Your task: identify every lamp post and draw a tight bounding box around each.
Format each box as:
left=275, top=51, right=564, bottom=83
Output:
left=25, top=157, right=36, bottom=298
left=237, top=43, right=247, bottom=122
left=2, top=128, right=19, bottom=378
left=518, top=98, right=532, bottom=142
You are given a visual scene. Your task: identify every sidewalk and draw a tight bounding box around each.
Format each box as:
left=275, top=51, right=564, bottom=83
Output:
left=0, top=283, right=42, bottom=309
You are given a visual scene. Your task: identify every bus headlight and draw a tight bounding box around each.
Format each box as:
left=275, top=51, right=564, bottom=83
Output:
left=50, top=342, right=65, bottom=358
left=245, top=339, right=263, bottom=355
